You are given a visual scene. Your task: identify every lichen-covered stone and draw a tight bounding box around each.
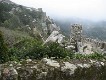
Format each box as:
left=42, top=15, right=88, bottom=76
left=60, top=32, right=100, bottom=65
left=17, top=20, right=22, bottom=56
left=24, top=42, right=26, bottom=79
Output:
left=61, top=62, right=77, bottom=75
left=42, top=58, right=60, bottom=68
left=0, top=59, right=106, bottom=80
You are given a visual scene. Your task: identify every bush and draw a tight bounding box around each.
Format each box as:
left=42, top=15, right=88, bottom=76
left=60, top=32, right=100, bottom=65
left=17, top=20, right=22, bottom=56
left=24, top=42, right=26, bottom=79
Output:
left=72, top=52, right=105, bottom=60
left=8, top=39, right=39, bottom=60
left=8, top=37, right=105, bottom=61
left=22, top=41, right=70, bottom=59
left=44, top=42, right=73, bottom=59
left=0, top=31, right=9, bottom=63
left=8, top=40, right=73, bottom=60
left=6, top=38, right=106, bottom=62
left=88, top=52, right=105, bottom=59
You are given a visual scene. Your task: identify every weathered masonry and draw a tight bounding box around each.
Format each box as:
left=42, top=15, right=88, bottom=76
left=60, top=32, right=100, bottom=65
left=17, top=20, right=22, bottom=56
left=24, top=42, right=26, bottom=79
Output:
left=70, top=24, right=82, bottom=52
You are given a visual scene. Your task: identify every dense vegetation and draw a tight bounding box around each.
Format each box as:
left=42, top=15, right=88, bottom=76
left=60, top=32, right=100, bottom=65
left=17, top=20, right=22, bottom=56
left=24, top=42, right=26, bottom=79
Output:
left=0, top=2, right=43, bottom=30
left=0, top=29, right=104, bottom=63
left=0, top=34, right=105, bottom=63
left=8, top=39, right=73, bottom=61
left=0, top=1, right=106, bottom=64
left=0, top=31, right=9, bottom=63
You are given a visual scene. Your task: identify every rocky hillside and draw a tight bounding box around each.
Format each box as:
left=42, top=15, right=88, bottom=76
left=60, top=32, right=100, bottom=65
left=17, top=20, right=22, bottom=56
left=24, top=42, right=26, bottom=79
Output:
left=0, top=1, right=106, bottom=80
left=0, top=0, right=67, bottom=63
left=0, top=27, right=33, bottom=47
left=0, top=0, right=60, bottom=46
left=0, top=0, right=46, bottom=29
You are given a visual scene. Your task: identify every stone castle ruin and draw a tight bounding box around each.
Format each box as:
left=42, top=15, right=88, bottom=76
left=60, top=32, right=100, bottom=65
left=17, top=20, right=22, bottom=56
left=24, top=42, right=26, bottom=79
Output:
left=70, top=24, right=106, bottom=54
left=43, top=23, right=106, bottom=54
left=30, top=8, right=106, bottom=54
left=70, top=24, right=82, bottom=52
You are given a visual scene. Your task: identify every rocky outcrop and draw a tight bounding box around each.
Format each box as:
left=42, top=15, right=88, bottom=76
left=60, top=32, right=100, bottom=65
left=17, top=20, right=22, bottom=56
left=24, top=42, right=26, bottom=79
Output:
left=0, top=58, right=106, bottom=80
left=43, top=31, right=65, bottom=45
left=61, top=62, right=77, bottom=75
left=42, top=58, right=60, bottom=68
left=2, top=64, right=18, bottom=80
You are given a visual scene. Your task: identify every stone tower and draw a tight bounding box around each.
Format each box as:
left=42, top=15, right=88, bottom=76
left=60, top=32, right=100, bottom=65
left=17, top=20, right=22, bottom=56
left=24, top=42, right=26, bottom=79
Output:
left=70, top=24, right=82, bottom=52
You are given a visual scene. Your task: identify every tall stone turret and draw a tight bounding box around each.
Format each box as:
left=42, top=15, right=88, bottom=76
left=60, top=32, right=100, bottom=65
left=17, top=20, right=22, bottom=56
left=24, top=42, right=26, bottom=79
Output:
left=70, top=24, right=82, bottom=52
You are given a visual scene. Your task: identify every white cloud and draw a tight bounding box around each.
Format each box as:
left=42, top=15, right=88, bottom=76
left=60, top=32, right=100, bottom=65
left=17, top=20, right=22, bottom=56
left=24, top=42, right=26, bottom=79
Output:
left=11, top=0, right=106, bottom=21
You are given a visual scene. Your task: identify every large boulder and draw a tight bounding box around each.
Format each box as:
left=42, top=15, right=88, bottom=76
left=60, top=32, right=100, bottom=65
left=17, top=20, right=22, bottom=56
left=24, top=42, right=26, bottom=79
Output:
left=44, top=31, right=65, bottom=45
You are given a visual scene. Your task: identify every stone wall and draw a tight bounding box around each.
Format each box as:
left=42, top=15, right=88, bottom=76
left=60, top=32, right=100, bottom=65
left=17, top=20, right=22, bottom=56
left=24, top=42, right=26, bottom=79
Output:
left=70, top=24, right=83, bottom=52
left=70, top=24, right=106, bottom=54
left=0, top=59, right=106, bottom=80
left=84, top=38, right=106, bottom=53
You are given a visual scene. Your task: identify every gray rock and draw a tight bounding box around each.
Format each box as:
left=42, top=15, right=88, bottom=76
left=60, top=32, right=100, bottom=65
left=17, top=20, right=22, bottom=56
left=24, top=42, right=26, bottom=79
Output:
left=61, top=62, right=77, bottom=75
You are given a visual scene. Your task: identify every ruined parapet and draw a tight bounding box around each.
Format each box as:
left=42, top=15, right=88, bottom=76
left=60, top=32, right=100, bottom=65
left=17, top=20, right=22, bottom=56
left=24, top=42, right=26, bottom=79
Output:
left=84, top=37, right=106, bottom=54
left=70, top=24, right=82, bottom=52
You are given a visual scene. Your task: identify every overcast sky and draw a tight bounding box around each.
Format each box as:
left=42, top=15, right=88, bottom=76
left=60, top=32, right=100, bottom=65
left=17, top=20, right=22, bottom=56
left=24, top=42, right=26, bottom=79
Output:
left=11, top=0, right=106, bottom=21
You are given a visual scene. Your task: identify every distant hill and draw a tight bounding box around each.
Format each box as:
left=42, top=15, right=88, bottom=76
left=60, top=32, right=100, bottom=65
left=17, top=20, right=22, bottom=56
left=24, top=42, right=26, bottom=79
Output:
left=54, top=17, right=106, bottom=41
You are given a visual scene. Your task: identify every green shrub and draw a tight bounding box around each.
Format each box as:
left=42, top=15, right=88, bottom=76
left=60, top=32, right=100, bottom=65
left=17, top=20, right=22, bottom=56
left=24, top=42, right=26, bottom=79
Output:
left=0, top=31, right=9, bottom=63
left=72, top=52, right=105, bottom=60
left=44, top=42, right=73, bottom=59
left=88, top=52, right=105, bottom=59
left=8, top=40, right=73, bottom=60
left=9, top=39, right=40, bottom=60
